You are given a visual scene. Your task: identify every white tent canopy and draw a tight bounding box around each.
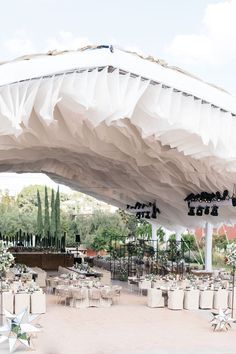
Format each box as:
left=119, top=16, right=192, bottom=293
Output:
left=0, top=45, right=236, bottom=230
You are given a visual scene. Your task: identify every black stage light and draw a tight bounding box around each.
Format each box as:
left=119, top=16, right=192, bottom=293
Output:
left=211, top=205, right=219, bottom=216
left=232, top=196, right=236, bottom=207
left=184, top=193, right=195, bottom=202
left=215, top=191, right=222, bottom=201
left=196, top=206, right=204, bottom=216
left=209, top=193, right=216, bottom=202
left=204, top=206, right=210, bottom=215
left=222, top=189, right=229, bottom=200
left=201, top=192, right=207, bottom=202
left=188, top=207, right=195, bottom=216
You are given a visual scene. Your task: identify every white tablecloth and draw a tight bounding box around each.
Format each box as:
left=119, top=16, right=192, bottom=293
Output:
left=14, top=293, right=30, bottom=314
left=213, top=289, right=228, bottom=310
left=168, top=289, right=184, bottom=310
left=31, top=292, right=46, bottom=314
left=0, top=291, right=14, bottom=314
left=184, top=289, right=200, bottom=310
left=199, top=290, right=214, bottom=309
left=147, top=289, right=164, bottom=308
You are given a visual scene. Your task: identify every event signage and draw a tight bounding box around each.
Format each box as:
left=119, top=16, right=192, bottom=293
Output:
left=126, top=202, right=160, bottom=219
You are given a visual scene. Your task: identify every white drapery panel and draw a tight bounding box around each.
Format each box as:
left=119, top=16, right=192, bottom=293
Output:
left=0, top=62, right=236, bottom=229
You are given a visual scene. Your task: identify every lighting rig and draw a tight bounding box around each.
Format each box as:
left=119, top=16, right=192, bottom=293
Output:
left=126, top=202, right=160, bottom=219
left=185, top=190, right=235, bottom=216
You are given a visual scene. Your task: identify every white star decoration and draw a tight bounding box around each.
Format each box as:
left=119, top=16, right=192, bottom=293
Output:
left=210, top=308, right=235, bottom=331
left=0, top=309, right=41, bottom=353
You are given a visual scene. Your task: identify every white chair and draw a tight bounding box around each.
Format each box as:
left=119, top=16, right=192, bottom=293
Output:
left=128, top=277, right=136, bottom=292
left=49, top=278, right=58, bottom=294
left=14, top=293, right=30, bottom=314
left=147, top=289, right=164, bottom=308
left=153, top=280, right=164, bottom=289
left=213, top=289, right=228, bottom=310
left=0, top=292, right=14, bottom=314
left=45, top=278, right=53, bottom=294
left=184, top=289, right=199, bottom=310
left=35, top=269, right=47, bottom=288
left=12, top=281, right=21, bottom=293
left=56, top=287, right=71, bottom=306
left=31, top=292, right=46, bottom=314
left=100, top=288, right=114, bottom=307
left=101, top=271, right=111, bottom=286
left=71, top=288, right=88, bottom=308
left=139, top=280, right=152, bottom=295
left=89, top=288, right=101, bottom=307
left=199, top=290, right=214, bottom=309
left=5, top=270, right=15, bottom=280
left=112, top=285, right=122, bottom=303
left=168, top=289, right=184, bottom=310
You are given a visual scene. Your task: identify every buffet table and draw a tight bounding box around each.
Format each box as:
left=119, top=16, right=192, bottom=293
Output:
left=66, top=267, right=103, bottom=278
left=11, top=267, right=38, bottom=281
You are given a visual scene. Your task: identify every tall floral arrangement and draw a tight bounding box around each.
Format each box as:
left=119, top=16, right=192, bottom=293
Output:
left=225, top=243, right=236, bottom=267
left=0, top=241, right=14, bottom=273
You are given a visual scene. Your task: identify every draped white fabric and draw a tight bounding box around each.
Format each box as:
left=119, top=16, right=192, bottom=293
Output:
left=0, top=48, right=236, bottom=229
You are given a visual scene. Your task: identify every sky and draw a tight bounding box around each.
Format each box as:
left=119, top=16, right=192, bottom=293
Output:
left=0, top=0, right=235, bottom=194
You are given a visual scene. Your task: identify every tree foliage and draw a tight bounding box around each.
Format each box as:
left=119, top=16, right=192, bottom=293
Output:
left=44, top=186, right=50, bottom=237
left=50, top=189, right=56, bottom=237
left=55, top=187, right=61, bottom=239
left=37, top=189, right=43, bottom=237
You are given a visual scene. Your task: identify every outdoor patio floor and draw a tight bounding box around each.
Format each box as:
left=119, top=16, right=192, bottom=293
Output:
left=1, top=286, right=235, bottom=354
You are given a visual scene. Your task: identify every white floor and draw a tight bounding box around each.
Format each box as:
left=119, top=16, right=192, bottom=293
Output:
left=0, top=288, right=235, bottom=354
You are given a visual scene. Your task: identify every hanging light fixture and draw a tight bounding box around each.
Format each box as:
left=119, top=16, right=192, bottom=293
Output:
left=204, top=206, right=210, bottom=215
left=211, top=205, right=219, bottom=216
left=222, top=189, right=229, bottom=200
left=232, top=185, right=236, bottom=206
left=188, top=207, right=195, bottom=216
left=196, top=206, right=204, bottom=216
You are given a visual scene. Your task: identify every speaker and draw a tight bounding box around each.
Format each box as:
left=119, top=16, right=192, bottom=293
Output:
left=75, top=234, right=81, bottom=243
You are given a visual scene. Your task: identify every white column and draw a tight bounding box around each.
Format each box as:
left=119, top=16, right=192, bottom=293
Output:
left=176, top=232, right=182, bottom=242
left=176, top=231, right=182, bottom=249
left=205, top=222, right=213, bottom=271
left=151, top=223, right=158, bottom=250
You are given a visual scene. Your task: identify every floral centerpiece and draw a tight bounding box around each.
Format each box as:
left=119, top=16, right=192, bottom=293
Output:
left=225, top=243, right=236, bottom=267
left=75, top=262, right=90, bottom=272
left=0, top=241, right=15, bottom=274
